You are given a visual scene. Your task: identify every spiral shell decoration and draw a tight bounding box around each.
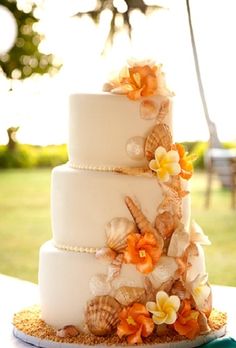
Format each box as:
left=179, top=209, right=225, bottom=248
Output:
left=114, top=286, right=146, bottom=306
left=157, top=98, right=170, bottom=122
left=107, top=253, right=124, bottom=282
left=145, top=123, right=172, bottom=161
left=89, top=274, right=112, bottom=296
left=140, top=99, right=160, bottom=120
left=125, top=196, right=164, bottom=247
left=85, top=295, right=122, bottom=336
left=105, top=217, right=137, bottom=252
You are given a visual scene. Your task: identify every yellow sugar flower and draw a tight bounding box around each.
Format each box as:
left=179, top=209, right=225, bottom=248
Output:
left=149, top=146, right=181, bottom=182
left=146, top=291, right=180, bottom=325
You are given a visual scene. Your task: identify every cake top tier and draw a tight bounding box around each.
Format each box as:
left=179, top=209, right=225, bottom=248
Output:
left=68, top=61, right=173, bottom=169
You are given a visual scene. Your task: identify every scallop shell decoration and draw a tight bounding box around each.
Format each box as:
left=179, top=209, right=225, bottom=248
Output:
left=85, top=295, right=122, bottom=336
left=105, top=217, right=137, bottom=252
left=126, top=136, right=145, bottom=160
left=140, top=99, right=160, bottom=120
left=114, top=286, right=146, bottom=306
left=89, top=274, right=111, bottom=296
left=145, top=123, right=172, bottom=161
left=158, top=98, right=170, bottom=122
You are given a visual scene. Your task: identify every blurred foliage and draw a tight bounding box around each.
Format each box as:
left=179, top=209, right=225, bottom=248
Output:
left=75, top=0, right=162, bottom=47
left=0, top=0, right=60, bottom=80
left=0, top=144, right=68, bottom=168
left=0, top=141, right=235, bottom=169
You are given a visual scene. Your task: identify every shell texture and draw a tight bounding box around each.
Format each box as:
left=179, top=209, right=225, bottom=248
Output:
left=95, top=247, right=117, bottom=262
left=157, top=98, right=170, bottom=122
left=145, top=123, right=172, bottom=161
left=89, top=274, right=112, bottom=296
left=56, top=325, right=79, bottom=338
left=140, top=99, right=160, bottom=120
left=148, top=256, right=178, bottom=288
left=107, top=253, right=124, bottom=282
left=155, top=211, right=178, bottom=239
left=85, top=295, right=122, bottom=336
left=167, top=224, right=190, bottom=258
left=114, top=286, right=146, bottom=306
left=105, top=217, right=137, bottom=252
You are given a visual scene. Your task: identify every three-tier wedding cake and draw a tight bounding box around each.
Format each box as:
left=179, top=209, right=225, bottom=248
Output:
left=13, top=60, right=226, bottom=347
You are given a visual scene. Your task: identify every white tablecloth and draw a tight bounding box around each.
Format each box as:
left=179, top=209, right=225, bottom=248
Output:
left=0, top=274, right=235, bottom=347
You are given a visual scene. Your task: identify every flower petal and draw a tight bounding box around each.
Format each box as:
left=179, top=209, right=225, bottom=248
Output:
left=155, top=146, right=167, bottom=161
left=146, top=301, right=158, bottom=314
left=165, top=150, right=180, bottom=163
left=156, top=291, right=169, bottom=309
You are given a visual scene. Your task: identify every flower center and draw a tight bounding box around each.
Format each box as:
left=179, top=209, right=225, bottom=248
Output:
left=126, top=316, right=136, bottom=326
left=139, top=249, right=146, bottom=258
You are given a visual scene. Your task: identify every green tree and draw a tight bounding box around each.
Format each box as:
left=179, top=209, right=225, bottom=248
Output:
left=0, top=0, right=58, bottom=79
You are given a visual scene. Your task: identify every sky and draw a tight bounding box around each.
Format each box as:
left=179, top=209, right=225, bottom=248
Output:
left=0, top=0, right=236, bottom=146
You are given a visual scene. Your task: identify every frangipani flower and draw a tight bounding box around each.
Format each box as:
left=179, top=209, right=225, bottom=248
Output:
left=104, top=61, right=173, bottom=100
left=146, top=291, right=180, bottom=325
left=149, top=146, right=181, bottom=182
left=117, top=303, right=154, bottom=344
left=187, top=273, right=212, bottom=314
left=173, top=299, right=200, bottom=339
left=172, top=143, right=197, bottom=180
left=124, top=232, right=162, bottom=274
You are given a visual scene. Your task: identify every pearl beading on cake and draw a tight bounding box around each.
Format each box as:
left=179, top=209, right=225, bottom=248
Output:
left=69, top=162, right=118, bottom=172
left=54, top=242, right=99, bottom=253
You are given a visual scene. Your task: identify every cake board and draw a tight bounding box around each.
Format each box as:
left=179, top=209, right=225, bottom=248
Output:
left=13, top=325, right=227, bottom=348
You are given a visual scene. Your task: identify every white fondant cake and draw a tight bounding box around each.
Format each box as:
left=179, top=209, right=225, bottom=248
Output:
left=37, top=61, right=219, bottom=346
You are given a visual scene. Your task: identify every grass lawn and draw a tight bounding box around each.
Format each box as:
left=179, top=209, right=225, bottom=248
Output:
left=0, top=169, right=235, bottom=285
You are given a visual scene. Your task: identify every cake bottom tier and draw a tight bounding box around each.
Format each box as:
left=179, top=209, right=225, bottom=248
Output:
left=39, top=241, right=145, bottom=329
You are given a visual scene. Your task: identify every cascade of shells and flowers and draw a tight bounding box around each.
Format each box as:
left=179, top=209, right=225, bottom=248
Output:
left=58, top=61, right=213, bottom=343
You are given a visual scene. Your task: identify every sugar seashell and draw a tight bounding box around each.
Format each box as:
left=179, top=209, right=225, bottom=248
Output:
left=157, top=98, right=170, bottom=122
left=167, top=224, right=190, bottom=258
left=85, top=295, right=122, bottom=336
left=190, top=220, right=211, bottom=245
left=114, top=286, right=146, bottom=306
left=89, top=274, right=112, bottom=296
left=145, top=124, right=172, bottom=161
left=107, top=253, right=124, bottom=282
left=105, top=217, right=137, bottom=252
left=125, top=196, right=164, bottom=250
left=140, top=99, right=160, bottom=120
left=56, top=325, right=79, bottom=338
left=155, top=211, right=178, bottom=239
left=148, top=256, right=178, bottom=288
left=95, top=247, right=117, bottom=262
left=126, top=136, right=145, bottom=160
left=198, top=312, right=211, bottom=334
left=170, top=280, right=190, bottom=300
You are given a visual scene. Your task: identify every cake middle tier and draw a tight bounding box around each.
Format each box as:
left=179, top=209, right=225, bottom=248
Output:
left=51, top=165, right=190, bottom=249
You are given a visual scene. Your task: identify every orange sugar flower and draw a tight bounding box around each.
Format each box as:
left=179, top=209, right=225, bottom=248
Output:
left=117, top=303, right=154, bottom=344
left=173, top=299, right=200, bottom=339
left=124, top=232, right=162, bottom=274
left=123, top=65, right=158, bottom=100
left=172, top=143, right=197, bottom=180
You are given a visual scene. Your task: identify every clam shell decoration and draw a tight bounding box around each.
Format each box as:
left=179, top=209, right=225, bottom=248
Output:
left=89, top=274, right=111, bottom=296
left=145, top=123, right=172, bottom=161
left=95, top=247, right=117, bottom=262
left=114, top=286, right=146, bottom=306
left=148, top=256, right=178, bottom=288
left=105, top=217, right=137, bottom=253
left=140, top=99, right=160, bottom=120
left=56, top=325, right=79, bottom=338
left=85, top=295, right=122, bottom=336
left=167, top=224, right=190, bottom=258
